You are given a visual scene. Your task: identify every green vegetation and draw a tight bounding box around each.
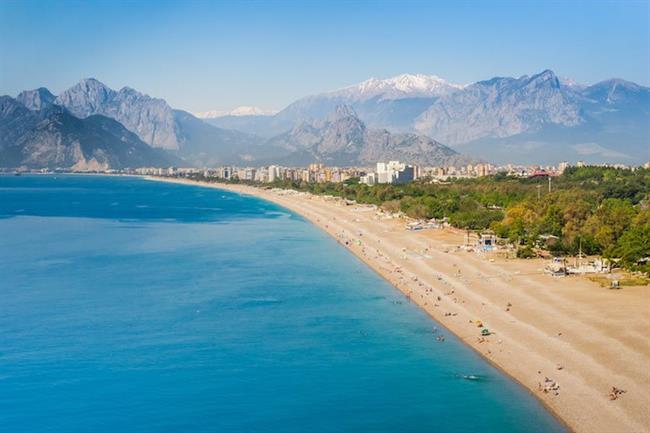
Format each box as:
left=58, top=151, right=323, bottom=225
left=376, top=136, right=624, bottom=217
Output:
left=189, top=166, right=650, bottom=274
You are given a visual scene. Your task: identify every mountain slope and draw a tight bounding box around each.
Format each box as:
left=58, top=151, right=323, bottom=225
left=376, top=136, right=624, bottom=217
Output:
left=265, top=105, right=472, bottom=166
left=9, top=72, right=647, bottom=167
left=414, top=70, right=583, bottom=143
left=277, top=74, right=462, bottom=129
left=53, top=79, right=272, bottom=166
left=204, top=115, right=275, bottom=137
left=451, top=76, right=650, bottom=164
left=0, top=96, right=177, bottom=169
left=172, top=110, right=285, bottom=166
left=209, top=74, right=463, bottom=137
left=16, top=88, right=57, bottom=111
left=56, top=78, right=179, bottom=150
left=222, top=70, right=648, bottom=164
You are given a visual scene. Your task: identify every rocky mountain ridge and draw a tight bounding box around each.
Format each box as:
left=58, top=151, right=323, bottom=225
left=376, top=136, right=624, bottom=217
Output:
left=0, top=96, right=176, bottom=169
left=209, top=70, right=649, bottom=164
left=5, top=70, right=647, bottom=168
left=265, top=105, right=473, bottom=166
left=56, top=78, right=179, bottom=150
left=9, top=79, right=279, bottom=167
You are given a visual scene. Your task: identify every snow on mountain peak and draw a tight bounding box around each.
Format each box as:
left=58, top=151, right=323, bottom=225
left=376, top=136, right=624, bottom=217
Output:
left=231, top=106, right=277, bottom=116
left=331, top=73, right=464, bottom=101
left=559, top=76, right=587, bottom=90
left=388, top=73, right=459, bottom=91
left=194, top=106, right=277, bottom=119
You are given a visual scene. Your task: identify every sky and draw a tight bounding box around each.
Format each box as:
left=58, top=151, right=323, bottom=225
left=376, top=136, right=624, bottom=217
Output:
left=1, top=0, right=649, bottom=112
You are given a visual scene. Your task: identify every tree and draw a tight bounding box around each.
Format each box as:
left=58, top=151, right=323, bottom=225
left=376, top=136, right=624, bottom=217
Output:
left=612, top=209, right=650, bottom=273
left=583, top=198, right=636, bottom=254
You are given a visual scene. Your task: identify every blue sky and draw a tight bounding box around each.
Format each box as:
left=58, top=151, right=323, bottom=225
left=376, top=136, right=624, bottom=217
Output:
left=1, top=0, right=648, bottom=112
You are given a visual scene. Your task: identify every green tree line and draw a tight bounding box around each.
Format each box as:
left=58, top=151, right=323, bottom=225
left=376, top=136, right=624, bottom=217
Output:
left=188, top=166, right=650, bottom=273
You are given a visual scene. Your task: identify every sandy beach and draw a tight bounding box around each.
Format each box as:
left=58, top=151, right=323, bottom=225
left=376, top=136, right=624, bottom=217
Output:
left=150, top=177, right=650, bottom=433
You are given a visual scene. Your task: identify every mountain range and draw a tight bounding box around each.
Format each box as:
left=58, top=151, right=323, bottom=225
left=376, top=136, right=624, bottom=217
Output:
left=263, top=105, right=470, bottom=167
left=0, top=96, right=175, bottom=170
left=211, top=70, right=650, bottom=164
left=1, top=79, right=469, bottom=169
left=195, top=106, right=278, bottom=118
left=1, top=70, right=648, bottom=170
left=3, top=79, right=284, bottom=169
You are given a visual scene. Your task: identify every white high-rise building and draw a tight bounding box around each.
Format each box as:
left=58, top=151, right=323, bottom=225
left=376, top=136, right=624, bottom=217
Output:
left=369, top=161, right=416, bottom=184
left=268, top=165, right=279, bottom=182
left=558, top=161, right=570, bottom=174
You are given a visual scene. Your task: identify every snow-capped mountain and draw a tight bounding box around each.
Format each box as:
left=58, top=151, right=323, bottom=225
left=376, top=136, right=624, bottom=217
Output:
left=279, top=73, right=462, bottom=122
left=219, top=73, right=464, bottom=136
left=559, top=77, right=587, bottom=90
left=415, top=71, right=649, bottom=163
left=194, top=106, right=277, bottom=119
left=5, top=70, right=648, bottom=168
left=210, top=69, right=648, bottom=164
left=329, top=73, right=464, bottom=101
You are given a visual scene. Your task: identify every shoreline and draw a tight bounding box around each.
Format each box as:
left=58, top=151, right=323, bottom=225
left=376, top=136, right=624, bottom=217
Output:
left=147, top=176, right=650, bottom=433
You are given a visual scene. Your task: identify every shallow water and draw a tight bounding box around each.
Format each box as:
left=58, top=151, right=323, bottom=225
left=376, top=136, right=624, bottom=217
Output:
left=0, top=175, right=567, bottom=433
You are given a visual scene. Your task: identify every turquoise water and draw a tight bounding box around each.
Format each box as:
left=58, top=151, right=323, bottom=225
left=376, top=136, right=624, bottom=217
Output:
left=0, top=175, right=567, bottom=433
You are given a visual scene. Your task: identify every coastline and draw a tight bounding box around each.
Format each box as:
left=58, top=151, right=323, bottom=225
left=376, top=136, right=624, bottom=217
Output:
left=147, top=176, right=650, bottom=433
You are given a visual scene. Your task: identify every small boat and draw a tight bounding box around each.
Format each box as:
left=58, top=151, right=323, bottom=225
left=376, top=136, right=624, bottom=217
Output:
left=462, top=375, right=481, bottom=381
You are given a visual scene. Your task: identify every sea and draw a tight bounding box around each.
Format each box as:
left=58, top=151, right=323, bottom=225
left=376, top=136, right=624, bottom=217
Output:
left=0, top=174, right=567, bottom=433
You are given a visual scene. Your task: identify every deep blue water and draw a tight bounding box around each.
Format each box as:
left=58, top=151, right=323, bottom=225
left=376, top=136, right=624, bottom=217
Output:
left=0, top=175, right=567, bottom=433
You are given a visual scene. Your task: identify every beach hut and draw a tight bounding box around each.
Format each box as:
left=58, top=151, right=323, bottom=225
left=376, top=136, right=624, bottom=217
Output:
left=477, top=231, right=497, bottom=251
